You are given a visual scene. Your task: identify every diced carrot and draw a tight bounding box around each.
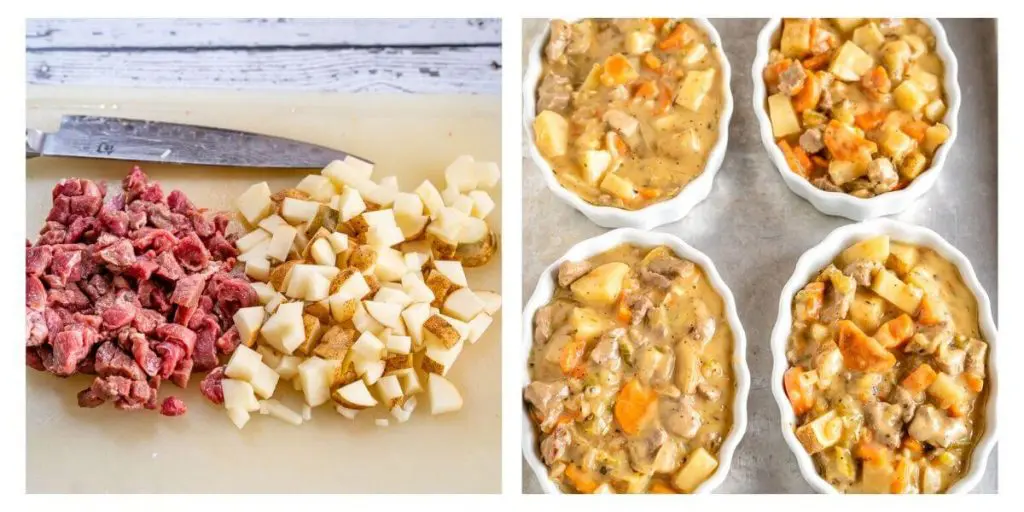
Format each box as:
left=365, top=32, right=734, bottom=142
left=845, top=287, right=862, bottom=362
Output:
left=861, top=66, right=892, bottom=98
left=602, top=54, right=638, bottom=86
left=650, top=481, right=677, bottom=494
left=802, top=51, right=832, bottom=71
left=794, top=281, right=825, bottom=321
left=634, top=80, right=659, bottom=100
left=902, top=436, right=923, bottom=455
left=778, top=140, right=808, bottom=177
left=874, top=314, right=916, bottom=349
left=615, top=292, right=632, bottom=325
left=891, top=457, right=912, bottom=493
left=855, top=438, right=892, bottom=465
left=638, top=187, right=660, bottom=199
left=565, top=465, right=599, bottom=494
left=854, top=110, right=889, bottom=131
left=901, top=120, right=930, bottom=142
left=642, top=52, right=662, bottom=72
left=964, top=373, right=985, bottom=393
left=792, top=72, right=821, bottom=113
left=607, top=131, right=629, bottom=157
left=559, top=338, right=586, bottom=375
left=838, top=320, right=897, bottom=372
left=901, top=363, right=937, bottom=394
left=811, top=155, right=829, bottom=169
left=655, top=80, right=674, bottom=114
left=658, top=22, right=696, bottom=51
left=793, top=146, right=812, bottom=172
left=614, top=379, right=657, bottom=435
left=917, top=294, right=946, bottom=326
left=824, top=120, right=877, bottom=163
left=650, top=18, right=670, bottom=32
left=784, top=366, right=816, bottom=416
left=949, top=402, right=968, bottom=418
left=763, top=58, right=794, bottom=88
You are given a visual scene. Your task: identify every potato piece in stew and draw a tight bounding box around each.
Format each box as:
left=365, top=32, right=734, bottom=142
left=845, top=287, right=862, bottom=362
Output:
left=783, top=236, right=989, bottom=493
left=526, top=244, right=734, bottom=493
left=533, top=19, right=726, bottom=210
left=763, top=19, right=951, bottom=197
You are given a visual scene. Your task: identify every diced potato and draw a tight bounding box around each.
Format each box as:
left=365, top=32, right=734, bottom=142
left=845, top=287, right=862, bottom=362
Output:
left=908, top=67, right=940, bottom=93
left=625, top=30, right=656, bottom=55
left=899, top=151, right=928, bottom=180
left=887, top=244, right=920, bottom=276
left=905, top=266, right=941, bottom=297
left=928, top=372, right=967, bottom=409
left=831, top=18, right=865, bottom=33
left=879, top=128, right=916, bottom=163
left=830, top=41, right=874, bottom=81
left=852, top=22, right=886, bottom=52
left=571, top=307, right=609, bottom=343
left=839, top=235, right=890, bottom=266
left=768, top=93, right=801, bottom=138
left=922, top=123, right=951, bottom=154
left=570, top=262, right=630, bottom=307
left=881, top=40, right=912, bottom=81
left=599, top=173, right=638, bottom=202
left=923, top=99, right=947, bottom=123
left=780, top=19, right=812, bottom=58
left=581, top=63, right=603, bottom=91
left=235, top=182, right=273, bottom=225
left=682, top=43, right=708, bottom=66
left=871, top=269, right=923, bottom=314
left=672, top=447, right=718, bottom=493
left=849, top=293, right=886, bottom=334
left=893, top=80, right=929, bottom=113
left=861, top=459, right=895, bottom=493
left=675, top=69, right=716, bottom=112
left=580, top=150, right=612, bottom=185
left=534, top=110, right=569, bottom=158
left=827, top=160, right=867, bottom=186
left=795, top=410, right=842, bottom=454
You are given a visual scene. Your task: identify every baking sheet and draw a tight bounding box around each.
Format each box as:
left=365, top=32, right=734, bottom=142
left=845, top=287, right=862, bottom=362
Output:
left=26, top=87, right=501, bottom=493
left=521, top=18, right=998, bottom=494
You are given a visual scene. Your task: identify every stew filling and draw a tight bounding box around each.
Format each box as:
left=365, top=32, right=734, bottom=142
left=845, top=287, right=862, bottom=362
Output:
left=526, top=244, right=734, bottom=493
left=784, top=236, right=989, bottom=493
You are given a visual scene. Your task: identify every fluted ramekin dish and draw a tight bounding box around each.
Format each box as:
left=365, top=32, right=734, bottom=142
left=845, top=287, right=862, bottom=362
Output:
left=769, top=219, right=998, bottom=493
left=524, top=19, right=734, bottom=230
left=751, top=19, right=961, bottom=221
left=522, top=228, right=750, bottom=493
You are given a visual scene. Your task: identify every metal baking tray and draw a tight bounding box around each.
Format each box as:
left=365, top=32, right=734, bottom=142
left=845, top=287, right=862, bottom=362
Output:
left=520, top=17, right=997, bottom=494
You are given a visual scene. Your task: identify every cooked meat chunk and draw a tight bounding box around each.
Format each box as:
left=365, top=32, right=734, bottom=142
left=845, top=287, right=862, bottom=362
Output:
left=890, top=386, right=919, bottom=423
left=909, top=405, right=968, bottom=448
left=590, top=329, right=623, bottom=366
left=964, top=339, right=988, bottom=378
left=697, top=381, right=721, bottom=402
left=843, top=259, right=881, bottom=287
left=636, top=346, right=674, bottom=386
left=604, top=109, right=640, bottom=138
left=878, top=18, right=904, bottom=34
left=778, top=63, right=808, bottom=96
left=907, top=321, right=953, bottom=355
left=557, top=260, right=592, bottom=287
left=638, top=267, right=672, bottom=289
left=864, top=401, right=905, bottom=449
left=935, top=346, right=966, bottom=376
left=541, top=424, right=572, bottom=465
left=567, top=21, right=592, bottom=55
left=867, top=157, right=899, bottom=194
left=688, top=300, right=716, bottom=344
left=819, top=278, right=855, bottom=324
left=812, top=176, right=843, bottom=193
left=646, top=257, right=694, bottom=279
left=799, top=128, right=825, bottom=154
left=628, top=427, right=668, bottom=473
left=662, top=395, right=702, bottom=439
left=625, top=292, right=653, bottom=326
left=524, top=380, right=569, bottom=431
left=537, top=73, right=573, bottom=113
left=534, top=304, right=557, bottom=344
left=545, top=20, right=573, bottom=61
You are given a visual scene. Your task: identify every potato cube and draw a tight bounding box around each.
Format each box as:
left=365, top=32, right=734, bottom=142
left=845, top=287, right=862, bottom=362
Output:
left=780, top=19, right=812, bottom=58
left=839, top=235, right=890, bottom=266
left=852, top=22, right=886, bottom=52
left=882, top=40, right=912, bottom=81
left=580, top=150, right=612, bottom=185
left=830, top=41, right=874, bottom=81
left=672, top=447, right=718, bottom=493
left=534, top=110, right=569, bottom=158
left=887, top=244, right=920, bottom=276
left=827, top=160, right=866, bottom=186
left=905, top=266, right=941, bottom=297
left=571, top=307, right=609, bottom=343
left=625, top=30, right=656, bottom=55
left=923, top=100, right=947, bottom=123
left=768, top=93, right=801, bottom=138
left=849, top=292, right=886, bottom=334
left=928, top=372, right=967, bottom=409
left=795, top=410, right=842, bottom=454
left=922, top=123, right=951, bottom=154
left=675, top=69, right=716, bottom=112
left=599, top=173, right=638, bottom=202
left=871, top=269, right=923, bottom=314
left=894, top=80, right=929, bottom=113
left=908, top=67, right=940, bottom=93
left=831, top=18, right=865, bottom=33
left=861, top=459, right=895, bottom=493
left=899, top=151, right=928, bottom=180
left=570, top=262, right=630, bottom=307
left=682, top=43, right=708, bottom=66
left=879, top=128, right=915, bottom=163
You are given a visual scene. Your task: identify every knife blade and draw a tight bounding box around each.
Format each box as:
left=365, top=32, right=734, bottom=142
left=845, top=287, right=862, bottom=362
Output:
left=26, top=115, right=367, bottom=169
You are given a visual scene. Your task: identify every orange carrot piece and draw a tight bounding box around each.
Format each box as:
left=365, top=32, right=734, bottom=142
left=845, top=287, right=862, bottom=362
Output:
left=615, top=292, right=632, bottom=325
left=602, top=54, right=638, bottom=86
left=793, top=146, right=812, bottom=172
left=650, top=481, right=677, bottom=494
left=763, top=58, right=793, bottom=88
left=778, top=140, right=809, bottom=177
left=825, top=120, right=877, bottom=163
left=901, top=363, right=938, bottom=394
left=874, top=314, right=916, bottom=349
left=642, top=52, right=662, bottom=72
left=784, top=366, right=816, bottom=416
left=792, top=72, right=822, bottom=113
left=614, top=379, right=657, bottom=435
left=658, top=22, right=696, bottom=51
left=559, top=338, right=586, bottom=375
left=650, top=18, right=670, bottom=32
left=948, top=402, right=968, bottom=418
left=854, top=110, right=889, bottom=131
left=964, top=373, right=985, bottom=393
left=838, top=320, right=897, bottom=372
left=638, top=187, right=660, bottom=199
left=565, top=465, right=599, bottom=493
left=901, top=120, right=930, bottom=142
left=861, top=66, right=892, bottom=97
left=811, top=155, right=829, bottom=168
left=855, top=438, right=891, bottom=464
left=802, top=51, right=832, bottom=71
left=654, top=81, right=674, bottom=114
left=917, top=294, right=946, bottom=326
left=902, top=436, right=923, bottom=455
left=634, top=79, right=658, bottom=100
left=891, top=457, right=912, bottom=493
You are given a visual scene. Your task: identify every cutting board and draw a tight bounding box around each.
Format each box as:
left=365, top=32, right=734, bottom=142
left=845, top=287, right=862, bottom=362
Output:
left=25, top=87, right=502, bottom=493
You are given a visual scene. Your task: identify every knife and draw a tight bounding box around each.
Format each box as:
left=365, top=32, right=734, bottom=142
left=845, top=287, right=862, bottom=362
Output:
left=26, top=115, right=367, bottom=168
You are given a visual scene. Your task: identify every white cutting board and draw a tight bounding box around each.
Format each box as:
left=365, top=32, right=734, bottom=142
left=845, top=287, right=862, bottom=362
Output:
left=25, top=87, right=502, bottom=493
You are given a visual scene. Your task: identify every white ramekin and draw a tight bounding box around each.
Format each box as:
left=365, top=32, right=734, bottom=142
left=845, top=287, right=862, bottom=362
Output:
left=751, top=19, right=961, bottom=221
left=523, top=19, right=734, bottom=230
left=769, top=218, right=998, bottom=494
left=522, top=228, right=750, bottom=494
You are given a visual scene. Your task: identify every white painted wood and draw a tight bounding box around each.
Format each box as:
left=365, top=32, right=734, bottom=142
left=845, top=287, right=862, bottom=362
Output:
left=26, top=19, right=502, bottom=94
left=27, top=18, right=501, bottom=48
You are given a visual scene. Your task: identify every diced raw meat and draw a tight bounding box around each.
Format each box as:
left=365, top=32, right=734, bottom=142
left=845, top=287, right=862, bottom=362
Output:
left=167, top=190, right=195, bottom=215
left=126, top=255, right=160, bottom=281
left=102, top=302, right=137, bottom=330
left=48, top=249, right=83, bottom=287
left=48, top=284, right=90, bottom=311
left=173, top=232, right=211, bottom=272
left=199, top=366, right=226, bottom=405
left=26, top=246, right=53, bottom=276
left=193, top=320, right=222, bottom=372
left=212, top=275, right=257, bottom=318
left=77, top=388, right=106, bottom=408
left=154, top=341, right=185, bottom=379
left=98, top=206, right=130, bottom=236
left=128, top=333, right=161, bottom=377
left=212, top=213, right=231, bottom=234
left=69, top=194, right=103, bottom=217
left=26, top=276, right=46, bottom=311
left=94, top=341, right=146, bottom=381
left=26, top=308, right=48, bottom=347
left=132, top=308, right=165, bottom=334
left=170, top=273, right=207, bottom=309
left=156, top=323, right=197, bottom=358
left=190, top=212, right=215, bottom=238
left=153, top=251, right=185, bottom=282
left=48, top=327, right=97, bottom=376
left=27, top=347, right=46, bottom=371
left=160, top=396, right=187, bottom=417
left=215, top=326, right=240, bottom=356
left=170, top=358, right=194, bottom=388
left=95, top=239, right=136, bottom=270
left=206, top=233, right=238, bottom=260
left=131, top=228, right=177, bottom=253
left=81, top=273, right=111, bottom=301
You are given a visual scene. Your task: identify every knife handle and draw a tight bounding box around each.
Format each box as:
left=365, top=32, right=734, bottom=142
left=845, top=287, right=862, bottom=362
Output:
left=26, top=129, right=45, bottom=158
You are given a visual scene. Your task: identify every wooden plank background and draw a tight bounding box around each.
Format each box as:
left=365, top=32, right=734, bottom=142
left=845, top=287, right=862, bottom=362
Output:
left=26, top=18, right=502, bottom=94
